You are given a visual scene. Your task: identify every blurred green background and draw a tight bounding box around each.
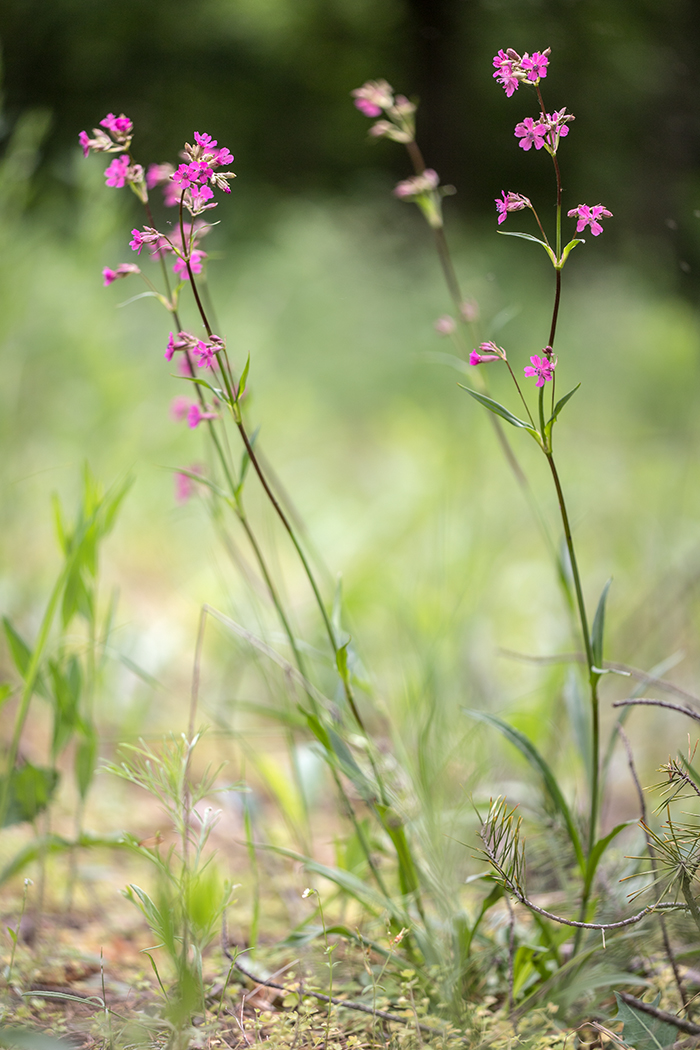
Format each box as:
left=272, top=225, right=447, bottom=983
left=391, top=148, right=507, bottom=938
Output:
left=1, top=0, right=700, bottom=818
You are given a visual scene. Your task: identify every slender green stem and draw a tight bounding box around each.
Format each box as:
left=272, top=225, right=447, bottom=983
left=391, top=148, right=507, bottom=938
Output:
left=546, top=451, right=601, bottom=952
left=182, top=244, right=366, bottom=731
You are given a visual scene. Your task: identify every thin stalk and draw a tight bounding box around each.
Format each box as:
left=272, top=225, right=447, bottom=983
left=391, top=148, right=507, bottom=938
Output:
left=546, top=451, right=601, bottom=952
left=181, top=236, right=366, bottom=731
left=503, top=359, right=537, bottom=430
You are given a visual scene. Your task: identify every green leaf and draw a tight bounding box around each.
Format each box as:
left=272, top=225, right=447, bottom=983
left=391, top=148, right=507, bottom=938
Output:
left=559, top=237, right=585, bottom=267
left=497, top=229, right=557, bottom=266
left=458, top=386, right=536, bottom=434
left=465, top=709, right=585, bottom=874
left=0, top=763, right=59, bottom=827
left=237, top=353, right=251, bottom=401
left=181, top=375, right=226, bottom=399
left=61, top=565, right=93, bottom=627
left=0, top=683, right=13, bottom=710
left=336, top=641, right=349, bottom=681
left=2, top=619, right=48, bottom=698
left=49, top=655, right=82, bottom=757
left=614, top=993, right=677, bottom=1050
left=584, top=821, right=636, bottom=898
left=545, top=383, right=580, bottom=440
left=591, top=578, right=613, bottom=670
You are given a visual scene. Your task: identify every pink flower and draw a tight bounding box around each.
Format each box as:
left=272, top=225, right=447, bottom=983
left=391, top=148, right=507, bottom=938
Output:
left=524, top=354, right=555, bottom=386
left=194, top=132, right=217, bottom=149
left=492, top=49, right=512, bottom=74
left=100, top=112, right=133, bottom=138
left=492, top=49, right=524, bottom=96
left=351, top=79, right=394, bottom=115
left=187, top=404, right=217, bottom=429
left=79, top=131, right=91, bottom=158
left=567, top=204, right=613, bottom=236
left=172, top=249, right=207, bottom=281
left=166, top=330, right=200, bottom=361
left=129, top=226, right=161, bottom=254
left=355, top=98, right=383, bottom=117
left=102, top=263, right=140, bottom=286
left=492, top=51, right=520, bottom=96
left=189, top=184, right=215, bottom=206
left=521, top=51, right=548, bottom=82
left=495, top=190, right=530, bottom=225
left=214, top=147, right=234, bottom=167
left=434, top=315, right=456, bottom=336
left=470, top=341, right=503, bottom=365
left=193, top=339, right=222, bottom=368
left=170, top=396, right=191, bottom=421
left=514, top=117, right=547, bottom=151
left=104, top=155, right=131, bottom=188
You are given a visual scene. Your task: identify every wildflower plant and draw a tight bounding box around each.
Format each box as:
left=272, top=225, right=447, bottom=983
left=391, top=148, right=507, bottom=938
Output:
left=79, top=109, right=446, bottom=1011
left=350, top=47, right=700, bottom=1012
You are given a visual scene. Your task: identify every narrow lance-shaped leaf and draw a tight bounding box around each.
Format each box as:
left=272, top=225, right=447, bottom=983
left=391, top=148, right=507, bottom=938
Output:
left=498, top=229, right=558, bottom=267
left=236, top=354, right=251, bottom=402
left=591, top=578, right=612, bottom=671
left=545, top=383, right=581, bottom=440
left=558, top=237, right=585, bottom=268
left=584, top=821, right=635, bottom=898
left=458, top=385, right=536, bottom=434
left=464, top=709, right=585, bottom=874
left=2, top=619, right=48, bottom=699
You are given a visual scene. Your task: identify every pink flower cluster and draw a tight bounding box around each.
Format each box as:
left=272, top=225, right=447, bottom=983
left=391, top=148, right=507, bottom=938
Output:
left=79, top=112, right=133, bottom=158
left=495, top=190, right=530, bottom=225
left=165, top=330, right=225, bottom=369
left=492, top=49, right=550, bottom=96
left=524, top=353, right=556, bottom=386
left=166, top=132, right=236, bottom=215
left=102, top=263, right=140, bottom=286
left=103, top=154, right=144, bottom=191
left=514, top=109, right=573, bottom=152
left=469, top=341, right=504, bottom=366
left=393, top=168, right=439, bottom=199
left=567, top=204, right=613, bottom=236
left=351, top=79, right=394, bottom=118
left=126, top=221, right=210, bottom=281
left=351, top=80, right=417, bottom=143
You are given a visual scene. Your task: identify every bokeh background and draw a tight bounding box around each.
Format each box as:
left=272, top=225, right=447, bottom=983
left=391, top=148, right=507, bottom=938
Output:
left=1, top=0, right=700, bottom=847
